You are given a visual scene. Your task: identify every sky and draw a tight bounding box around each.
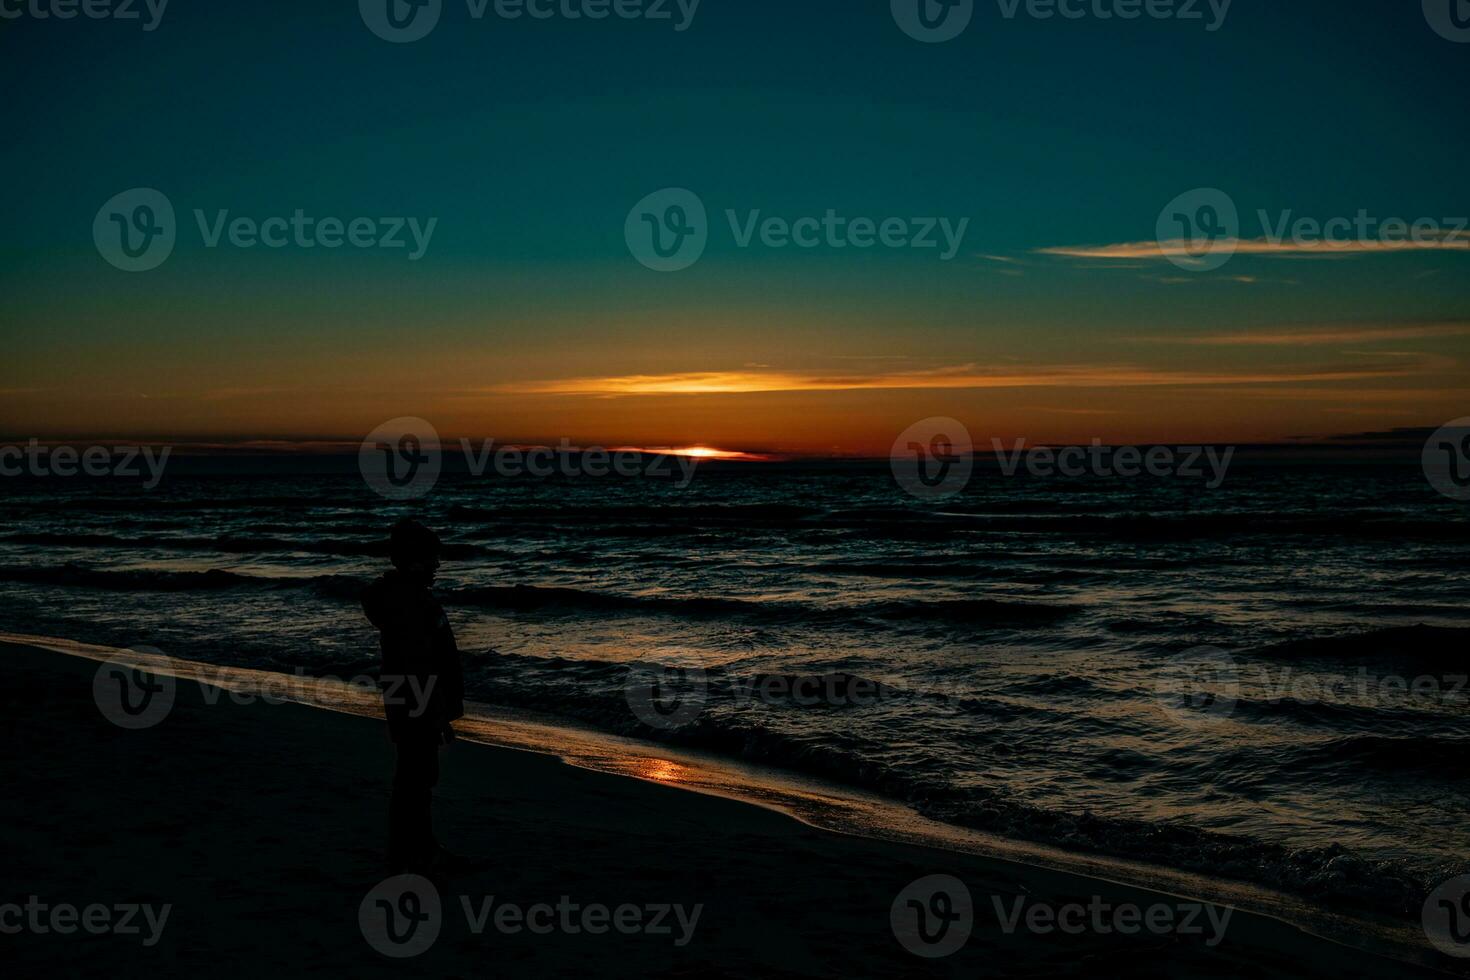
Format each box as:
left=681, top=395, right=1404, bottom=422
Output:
left=2, top=0, right=1468, bottom=455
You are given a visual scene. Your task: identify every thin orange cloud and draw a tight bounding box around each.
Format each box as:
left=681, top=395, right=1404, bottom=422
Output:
left=1038, top=233, right=1470, bottom=261
left=487, top=360, right=1427, bottom=397
left=1140, top=322, right=1470, bottom=346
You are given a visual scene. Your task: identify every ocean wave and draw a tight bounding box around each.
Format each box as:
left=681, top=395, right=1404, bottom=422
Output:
left=1105, top=612, right=1228, bottom=634
left=0, top=531, right=488, bottom=559
left=1250, top=624, right=1470, bottom=667
left=0, top=566, right=1077, bottom=633
left=1008, top=673, right=1104, bottom=696
left=800, top=511, right=1470, bottom=543
left=921, top=794, right=1431, bottom=918
left=447, top=502, right=823, bottom=526
left=457, top=649, right=1436, bottom=918
left=1280, top=734, right=1470, bottom=778
left=944, top=512, right=1470, bottom=542
left=809, top=559, right=1096, bottom=584
left=450, top=583, right=1077, bottom=629
left=0, top=564, right=368, bottom=599
left=0, top=565, right=265, bottom=592
left=1228, top=695, right=1461, bottom=730
left=0, top=495, right=373, bottom=513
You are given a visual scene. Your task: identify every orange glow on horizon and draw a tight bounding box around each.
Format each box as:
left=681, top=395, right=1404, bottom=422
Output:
left=486, top=360, right=1432, bottom=398
left=613, top=446, right=775, bottom=462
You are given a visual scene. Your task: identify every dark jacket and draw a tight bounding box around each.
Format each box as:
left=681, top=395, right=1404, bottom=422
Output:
left=361, top=570, right=465, bottom=742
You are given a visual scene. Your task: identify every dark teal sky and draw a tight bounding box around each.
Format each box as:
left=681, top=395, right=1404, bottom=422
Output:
left=3, top=0, right=1468, bottom=450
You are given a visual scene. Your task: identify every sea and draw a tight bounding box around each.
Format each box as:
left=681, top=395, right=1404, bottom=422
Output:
left=2, top=454, right=1468, bottom=923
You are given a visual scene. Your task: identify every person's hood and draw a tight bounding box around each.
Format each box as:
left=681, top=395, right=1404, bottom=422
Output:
left=361, top=569, right=426, bottom=629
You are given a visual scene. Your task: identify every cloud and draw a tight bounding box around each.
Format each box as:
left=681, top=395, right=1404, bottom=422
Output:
left=1141, top=273, right=1298, bottom=286
left=1038, top=232, right=1470, bottom=262
left=977, top=254, right=1027, bottom=276
left=488, top=360, right=1427, bottom=397
left=1140, top=322, right=1470, bottom=347
left=1223, top=386, right=1462, bottom=403
left=1318, top=426, right=1439, bottom=444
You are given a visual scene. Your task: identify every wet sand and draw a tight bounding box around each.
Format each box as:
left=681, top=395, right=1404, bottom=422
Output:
left=0, top=639, right=1454, bottom=977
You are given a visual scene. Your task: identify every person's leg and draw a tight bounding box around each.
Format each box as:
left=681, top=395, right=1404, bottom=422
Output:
left=388, top=734, right=439, bottom=872
left=421, top=738, right=440, bottom=859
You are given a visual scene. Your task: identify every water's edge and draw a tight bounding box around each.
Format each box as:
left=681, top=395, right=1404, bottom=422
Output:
left=6, top=628, right=1450, bottom=974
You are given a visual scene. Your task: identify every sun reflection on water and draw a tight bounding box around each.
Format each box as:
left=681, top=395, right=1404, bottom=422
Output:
left=632, top=758, right=688, bottom=783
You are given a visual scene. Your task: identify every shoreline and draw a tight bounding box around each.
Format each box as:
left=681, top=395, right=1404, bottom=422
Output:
left=1, top=630, right=1459, bottom=975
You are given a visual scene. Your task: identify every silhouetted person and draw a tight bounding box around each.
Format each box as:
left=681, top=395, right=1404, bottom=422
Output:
left=361, top=518, right=465, bottom=874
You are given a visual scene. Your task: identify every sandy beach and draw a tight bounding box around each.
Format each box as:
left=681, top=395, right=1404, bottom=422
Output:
left=0, top=638, right=1454, bottom=978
